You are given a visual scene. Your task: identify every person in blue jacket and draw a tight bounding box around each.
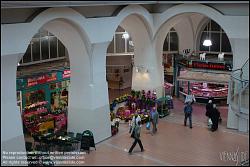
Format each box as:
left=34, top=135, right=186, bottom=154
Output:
left=184, top=102, right=193, bottom=128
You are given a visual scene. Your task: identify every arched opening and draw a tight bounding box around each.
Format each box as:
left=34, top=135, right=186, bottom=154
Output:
left=162, top=28, right=179, bottom=96
left=106, top=25, right=134, bottom=136
left=16, top=28, right=71, bottom=152
left=106, top=25, right=134, bottom=103
left=107, top=12, right=156, bottom=135
left=158, top=12, right=233, bottom=129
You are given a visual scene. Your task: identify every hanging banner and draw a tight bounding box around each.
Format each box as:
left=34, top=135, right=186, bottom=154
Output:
left=27, top=77, right=38, bottom=87
left=62, top=69, right=71, bottom=78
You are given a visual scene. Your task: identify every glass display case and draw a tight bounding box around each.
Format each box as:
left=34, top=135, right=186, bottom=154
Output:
left=179, top=81, right=228, bottom=100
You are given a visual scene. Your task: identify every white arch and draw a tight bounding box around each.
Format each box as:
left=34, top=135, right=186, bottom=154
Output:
left=30, top=7, right=92, bottom=55
left=1, top=7, right=91, bottom=57
left=154, top=4, right=230, bottom=38
left=114, top=4, right=154, bottom=41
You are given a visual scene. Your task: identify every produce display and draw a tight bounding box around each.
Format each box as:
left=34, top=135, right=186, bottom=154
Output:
left=110, top=89, right=158, bottom=123
left=22, top=101, right=67, bottom=135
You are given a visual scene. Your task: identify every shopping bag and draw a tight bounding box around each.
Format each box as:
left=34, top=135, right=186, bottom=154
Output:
left=208, top=118, right=213, bottom=129
left=146, top=122, right=151, bottom=130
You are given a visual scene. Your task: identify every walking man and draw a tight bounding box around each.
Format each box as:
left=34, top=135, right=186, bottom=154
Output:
left=128, top=121, right=144, bottom=154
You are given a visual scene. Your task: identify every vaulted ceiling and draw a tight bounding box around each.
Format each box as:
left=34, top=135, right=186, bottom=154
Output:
left=1, top=1, right=249, bottom=24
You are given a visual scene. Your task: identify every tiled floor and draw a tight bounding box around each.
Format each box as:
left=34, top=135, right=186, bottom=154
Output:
left=55, top=97, right=248, bottom=166
left=23, top=88, right=249, bottom=166
left=80, top=121, right=249, bottom=166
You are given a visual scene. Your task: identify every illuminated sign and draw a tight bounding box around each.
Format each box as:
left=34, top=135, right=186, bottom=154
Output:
left=27, top=73, right=57, bottom=87
left=191, top=61, right=230, bottom=71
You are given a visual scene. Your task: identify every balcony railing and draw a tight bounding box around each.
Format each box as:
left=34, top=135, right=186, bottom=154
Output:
left=229, top=59, right=249, bottom=115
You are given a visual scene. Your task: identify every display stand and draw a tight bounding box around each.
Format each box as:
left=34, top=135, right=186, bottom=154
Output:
left=156, top=97, right=169, bottom=118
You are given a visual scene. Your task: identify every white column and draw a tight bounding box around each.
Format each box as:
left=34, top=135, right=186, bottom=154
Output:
left=67, top=42, right=111, bottom=143
left=90, top=42, right=112, bottom=142
left=1, top=54, right=27, bottom=166
left=132, top=43, right=164, bottom=97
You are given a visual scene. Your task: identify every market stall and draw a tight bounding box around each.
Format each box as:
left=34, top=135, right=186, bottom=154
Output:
left=16, top=67, right=70, bottom=113
left=177, top=69, right=230, bottom=103
left=17, top=68, right=70, bottom=135
left=174, top=54, right=232, bottom=104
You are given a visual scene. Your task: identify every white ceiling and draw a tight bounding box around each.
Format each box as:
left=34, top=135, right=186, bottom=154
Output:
left=1, top=1, right=248, bottom=8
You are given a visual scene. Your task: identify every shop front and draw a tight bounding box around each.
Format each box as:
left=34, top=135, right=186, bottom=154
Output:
left=17, top=68, right=71, bottom=135
left=177, top=70, right=230, bottom=104
left=175, top=54, right=232, bottom=104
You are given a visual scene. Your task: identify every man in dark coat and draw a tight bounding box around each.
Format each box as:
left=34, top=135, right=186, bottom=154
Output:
left=210, top=104, right=220, bottom=132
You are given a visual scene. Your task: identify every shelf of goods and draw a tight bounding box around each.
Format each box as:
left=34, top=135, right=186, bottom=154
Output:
left=22, top=101, right=66, bottom=135
left=53, top=113, right=67, bottom=133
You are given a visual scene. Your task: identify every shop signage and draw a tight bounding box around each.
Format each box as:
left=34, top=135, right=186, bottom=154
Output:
left=47, top=73, right=57, bottom=82
left=63, top=70, right=71, bottom=78
left=27, top=73, right=57, bottom=87
left=191, top=61, right=228, bottom=70
left=27, top=78, right=38, bottom=87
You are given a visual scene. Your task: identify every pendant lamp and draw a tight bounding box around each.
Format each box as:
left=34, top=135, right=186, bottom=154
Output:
left=203, top=20, right=212, bottom=47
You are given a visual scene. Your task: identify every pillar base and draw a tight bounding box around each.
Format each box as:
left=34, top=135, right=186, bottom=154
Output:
left=68, top=104, right=111, bottom=143
left=1, top=135, right=27, bottom=166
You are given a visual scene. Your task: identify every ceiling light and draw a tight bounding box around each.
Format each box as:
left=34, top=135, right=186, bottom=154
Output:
left=203, top=20, right=212, bottom=47
left=122, top=32, right=129, bottom=39
left=203, top=39, right=212, bottom=46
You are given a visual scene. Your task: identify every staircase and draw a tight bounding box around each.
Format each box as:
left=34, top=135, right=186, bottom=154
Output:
left=228, top=59, right=249, bottom=132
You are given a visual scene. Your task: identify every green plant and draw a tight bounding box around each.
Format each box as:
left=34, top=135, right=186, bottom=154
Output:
left=131, top=90, right=136, bottom=97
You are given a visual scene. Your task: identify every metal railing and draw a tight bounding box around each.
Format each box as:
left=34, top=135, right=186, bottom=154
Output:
left=229, top=59, right=249, bottom=115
